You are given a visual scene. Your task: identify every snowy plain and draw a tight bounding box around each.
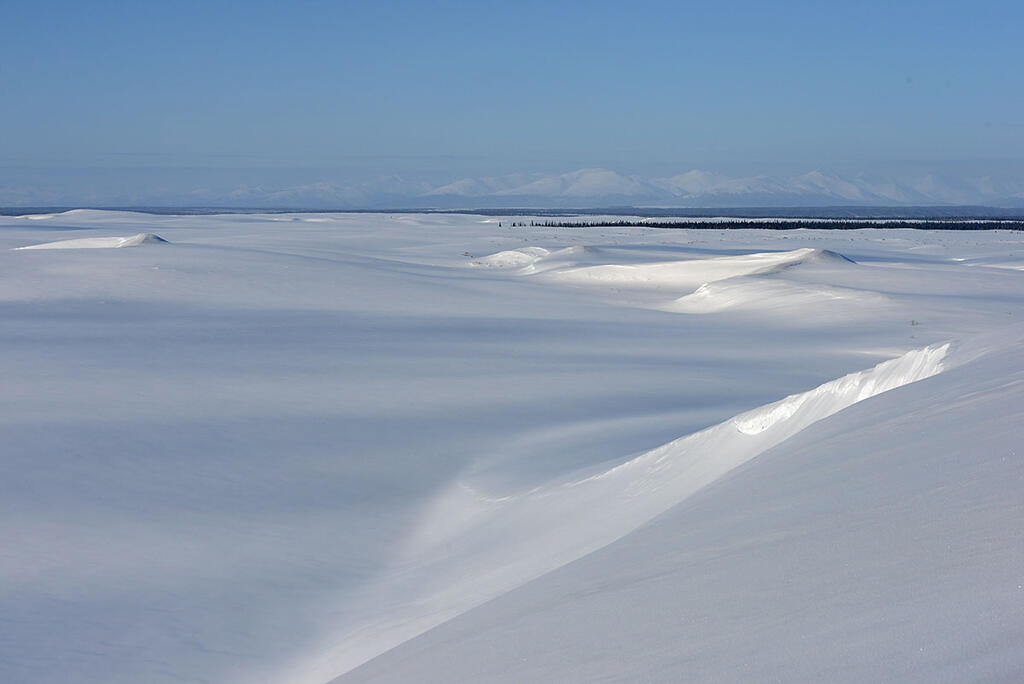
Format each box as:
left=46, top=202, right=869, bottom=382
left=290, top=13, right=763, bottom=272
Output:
left=1, top=210, right=1022, bottom=683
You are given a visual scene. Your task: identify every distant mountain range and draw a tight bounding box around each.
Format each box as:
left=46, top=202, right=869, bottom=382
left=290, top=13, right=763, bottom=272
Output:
left=4, top=167, right=1024, bottom=210
left=212, top=168, right=1024, bottom=209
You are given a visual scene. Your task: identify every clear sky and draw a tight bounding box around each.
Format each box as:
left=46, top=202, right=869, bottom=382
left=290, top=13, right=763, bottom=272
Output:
left=2, top=0, right=1022, bottom=204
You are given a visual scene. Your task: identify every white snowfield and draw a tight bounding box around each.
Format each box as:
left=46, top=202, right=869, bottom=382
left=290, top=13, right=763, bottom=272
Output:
left=1, top=210, right=1022, bottom=684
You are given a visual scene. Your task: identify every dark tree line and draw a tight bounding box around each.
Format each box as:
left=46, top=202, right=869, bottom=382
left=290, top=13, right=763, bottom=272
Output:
left=518, top=220, right=1024, bottom=231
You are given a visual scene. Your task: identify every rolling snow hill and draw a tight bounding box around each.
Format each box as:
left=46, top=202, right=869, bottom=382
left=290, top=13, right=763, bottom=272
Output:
left=1, top=210, right=1022, bottom=683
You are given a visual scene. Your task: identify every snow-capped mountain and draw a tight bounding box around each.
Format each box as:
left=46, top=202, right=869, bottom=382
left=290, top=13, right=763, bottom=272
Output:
left=651, top=170, right=785, bottom=197
left=8, top=168, right=1020, bottom=210
left=495, top=168, right=658, bottom=199
left=410, top=168, right=1024, bottom=209
left=424, top=173, right=543, bottom=197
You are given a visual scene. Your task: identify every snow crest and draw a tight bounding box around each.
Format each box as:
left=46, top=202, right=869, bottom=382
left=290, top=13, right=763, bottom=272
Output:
left=14, top=233, right=169, bottom=250
left=470, top=247, right=550, bottom=269
left=733, top=344, right=947, bottom=434
left=542, top=247, right=854, bottom=290
left=316, top=343, right=951, bottom=681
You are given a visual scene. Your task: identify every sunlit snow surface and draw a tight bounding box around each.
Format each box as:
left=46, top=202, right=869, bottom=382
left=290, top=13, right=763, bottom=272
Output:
left=1, top=211, right=1022, bottom=684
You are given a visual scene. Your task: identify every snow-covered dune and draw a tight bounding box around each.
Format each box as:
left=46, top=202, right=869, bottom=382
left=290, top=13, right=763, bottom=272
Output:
left=1, top=211, right=1022, bottom=684
left=470, top=246, right=551, bottom=269
left=540, top=246, right=853, bottom=290
left=14, top=232, right=168, bottom=249
left=666, top=276, right=888, bottom=314
left=476, top=243, right=879, bottom=315
left=340, top=329, right=1024, bottom=684
left=313, top=344, right=951, bottom=680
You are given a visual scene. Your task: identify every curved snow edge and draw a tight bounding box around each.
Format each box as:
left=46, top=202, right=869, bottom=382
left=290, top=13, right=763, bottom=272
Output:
left=315, top=342, right=951, bottom=684
left=13, top=233, right=169, bottom=250
left=733, top=344, right=948, bottom=434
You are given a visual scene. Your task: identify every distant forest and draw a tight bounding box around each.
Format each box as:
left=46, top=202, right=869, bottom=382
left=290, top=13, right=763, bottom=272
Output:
left=510, top=220, right=1024, bottom=231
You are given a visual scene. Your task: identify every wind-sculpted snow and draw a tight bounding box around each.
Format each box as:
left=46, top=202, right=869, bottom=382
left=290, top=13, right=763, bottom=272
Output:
left=14, top=232, right=168, bottom=249
left=479, top=244, right=877, bottom=315
left=470, top=246, right=550, bottom=268
left=731, top=344, right=947, bottom=434
left=317, top=343, right=951, bottom=681
left=665, top=275, right=889, bottom=314
left=472, top=245, right=614, bottom=272
left=341, top=331, right=1024, bottom=684
left=539, top=246, right=855, bottom=290
left=2, top=211, right=1023, bottom=684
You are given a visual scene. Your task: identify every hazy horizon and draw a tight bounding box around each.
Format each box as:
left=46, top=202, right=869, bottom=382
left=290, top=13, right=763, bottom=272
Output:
left=3, top=1, right=1023, bottom=206
left=4, top=162, right=1024, bottom=210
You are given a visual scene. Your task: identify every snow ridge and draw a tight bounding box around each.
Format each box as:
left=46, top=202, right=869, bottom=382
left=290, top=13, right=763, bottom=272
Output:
left=733, top=344, right=947, bottom=434
left=14, top=233, right=168, bottom=250
left=317, top=343, right=950, bottom=683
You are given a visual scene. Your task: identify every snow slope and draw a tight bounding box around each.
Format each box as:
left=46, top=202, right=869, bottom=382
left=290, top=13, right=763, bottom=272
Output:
left=1, top=211, right=1022, bottom=683
left=340, top=330, right=1024, bottom=684
left=315, top=344, right=951, bottom=681
left=14, top=232, right=168, bottom=249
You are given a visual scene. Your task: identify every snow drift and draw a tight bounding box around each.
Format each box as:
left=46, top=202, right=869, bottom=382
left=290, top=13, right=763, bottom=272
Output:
left=340, top=331, right=1024, bottom=684
left=14, top=232, right=168, bottom=250
left=315, top=343, right=951, bottom=680
left=540, top=247, right=854, bottom=290
left=2, top=210, right=1023, bottom=684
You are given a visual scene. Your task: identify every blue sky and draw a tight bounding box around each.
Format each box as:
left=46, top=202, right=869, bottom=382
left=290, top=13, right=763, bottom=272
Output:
left=2, top=0, right=1022, bottom=205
